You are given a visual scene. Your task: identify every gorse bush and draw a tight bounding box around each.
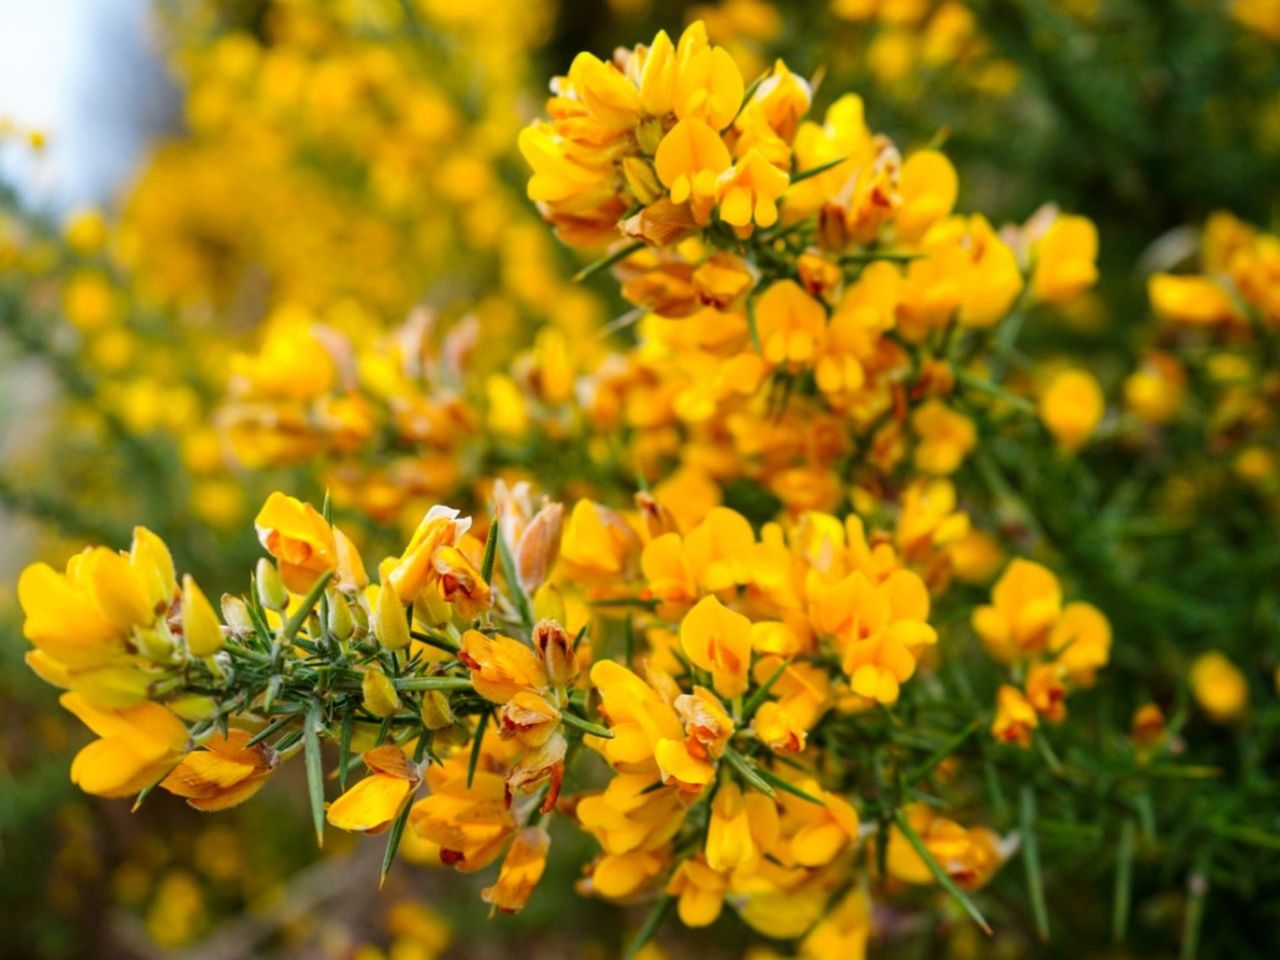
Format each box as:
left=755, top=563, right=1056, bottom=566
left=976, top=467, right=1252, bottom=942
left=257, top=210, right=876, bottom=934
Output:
left=2, top=2, right=1279, bottom=959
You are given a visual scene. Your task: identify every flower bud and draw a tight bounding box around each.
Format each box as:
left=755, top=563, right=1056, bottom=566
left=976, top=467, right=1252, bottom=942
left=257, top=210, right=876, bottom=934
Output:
left=168, top=693, right=220, bottom=722
left=635, top=492, right=677, bottom=539
left=623, top=157, right=664, bottom=205
left=533, top=619, right=578, bottom=688
left=361, top=665, right=402, bottom=718
left=350, top=598, right=370, bottom=637
left=327, top=591, right=355, bottom=641
left=420, top=690, right=455, bottom=731
left=182, top=574, right=224, bottom=657
left=636, top=116, right=665, bottom=155
left=515, top=502, right=563, bottom=595
left=135, top=624, right=178, bottom=664
left=255, top=558, right=288, bottom=612
left=221, top=594, right=254, bottom=635
left=372, top=582, right=411, bottom=651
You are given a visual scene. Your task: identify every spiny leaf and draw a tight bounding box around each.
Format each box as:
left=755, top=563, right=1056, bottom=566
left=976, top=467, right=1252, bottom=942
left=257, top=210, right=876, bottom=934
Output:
left=392, top=675, right=473, bottom=692
left=1180, top=847, right=1210, bottom=960
left=496, top=527, right=534, bottom=629
left=338, top=711, right=354, bottom=791
left=1020, top=785, right=1050, bottom=941
left=752, top=761, right=825, bottom=806
left=573, top=241, right=644, bottom=283
left=722, top=746, right=775, bottom=799
left=304, top=700, right=326, bottom=848
left=907, top=717, right=982, bottom=785
left=790, top=156, right=846, bottom=184
left=1112, top=818, right=1135, bottom=943
left=559, top=710, right=614, bottom=739
left=467, top=710, right=490, bottom=790
left=284, top=571, right=335, bottom=642
left=894, top=808, right=992, bottom=935
left=380, top=799, right=414, bottom=890
left=480, top=515, right=500, bottom=585
left=245, top=715, right=293, bottom=748
left=839, top=249, right=926, bottom=265
left=741, top=658, right=790, bottom=722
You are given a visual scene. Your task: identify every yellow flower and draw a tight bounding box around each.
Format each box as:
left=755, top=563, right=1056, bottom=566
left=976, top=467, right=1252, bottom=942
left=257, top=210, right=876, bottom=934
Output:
left=586, top=849, right=669, bottom=900
left=813, top=569, right=935, bottom=704
left=566, top=52, right=642, bottom=133
left=61, top=692, right=188, bottom=797
left=1149, top=273, right=1239, bottom=326
left=736, top=58, right=812, bottom=145
left=160, top=729, right=277, bottom=811
left=576, top=772, right=687, bottom=856
left=19, top=554, right=137, bottom=671
left=327, top=744, right=420, bottom=835
left=680, top=595, right=753, bottom=698
left=991, top=684, right=1038, bottom=747
left=755, top=279, right=826, bottom=369
left=666, top=856, right=729, bottom=926
left=181, top=575, right=223, bottom=657
left=1025, top=662, right=1067, bottom=723
left=410, top=764, right=516, bottom=872
left=772, top=774, right=860, bottom=867
left=63, top=206, right=108, bottom=253
left=948, top=528, right=1005, bottom=585
left=254, top=492, right=337, bottom=594
left=717, top=148, right=789, bottom=235
left=481, top=827, right=550, bottom=914
left=432, top=543, right=492, bottom=620
left=674, top=685, right=735, bottom=760
left=386, top=505, right=471, bottom=603
left=655, top=118, right=732, bottom=225
left=229, top=308, right=335, bottom=401
left=886, top=802, right=1004, bottom=889
left=1190, top=651, right=1248, bottom=723
left=1031, top=215, right=1099, bottom=304
left=799, top=885, right=871, bottom=960
left=685, top=506, right=757, bottom=594
left=61, top=270, right=119, bottom=331
left=1131, top=703, right=1166, bottom=750
left=497, top=691, right=562, bottom=748
left=911, top=400, right=976, bottom=475
left=589, top=660, right=714, bottom=791
left=558, top=500, right=640, bottom=581
left=752, top=700, right=809, bottom=752
left=1124, top=350, right=1186, bottom=424
left=670, top=21, right=746, bottom=130
left=361, top=665, right=403, bottom=718
left=972, top=558, right=1062, bottom=662
left=19, top=526, right=174, bottom=683
left=1048, top=601, right=1111, bottom=686
left=1040, top=368, right=1104, bottom=452
left=705, top=781, right=779, bottom=873
left=460, top=630, right=548, bottom=704
left=896, top=150, right=957, bottom=244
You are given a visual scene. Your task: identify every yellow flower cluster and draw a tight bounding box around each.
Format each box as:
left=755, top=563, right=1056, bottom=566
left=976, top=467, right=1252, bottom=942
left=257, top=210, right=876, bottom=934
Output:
left=35, top=14, right=1280, bottom=959
left=14, top=463, right=1110, bottom=947
left=1138, top=212, right=1280, bottom=501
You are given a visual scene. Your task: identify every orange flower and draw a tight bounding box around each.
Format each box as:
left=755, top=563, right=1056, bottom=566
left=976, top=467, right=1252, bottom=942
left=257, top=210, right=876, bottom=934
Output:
left=326, top=745, right=420, bottom=835
left=411, top=765, right=516, bottom=872
left=460, top=630, right=548, bottom=704
left=161, top=729, right=277, bottom=811
left=991, top=684, right=1038, bottom=748
left=481, top=827, right=551, bottom=914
